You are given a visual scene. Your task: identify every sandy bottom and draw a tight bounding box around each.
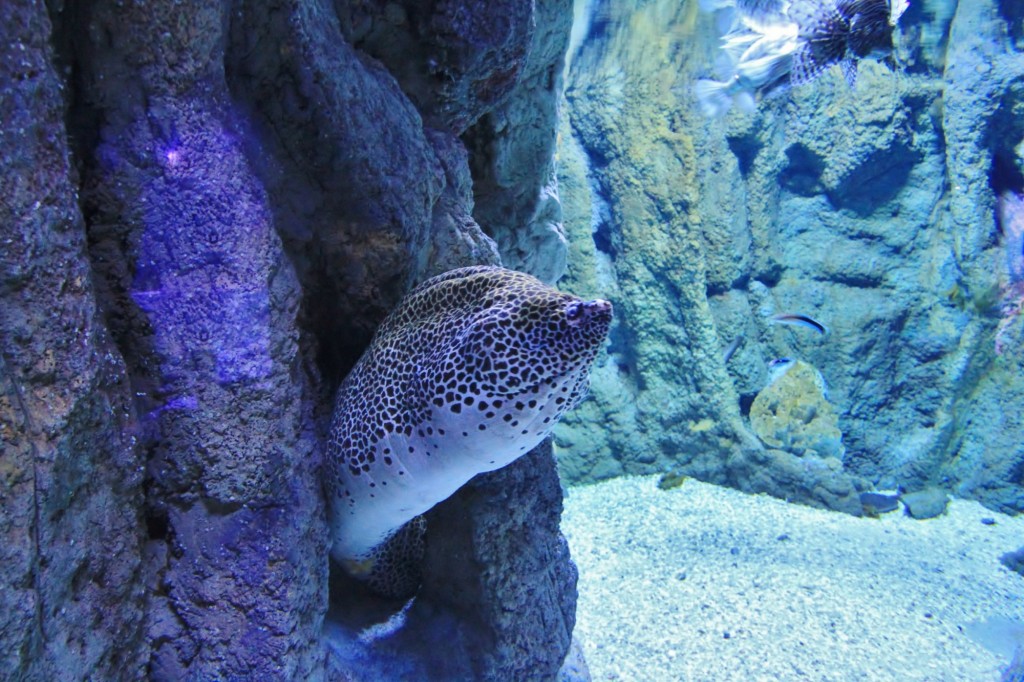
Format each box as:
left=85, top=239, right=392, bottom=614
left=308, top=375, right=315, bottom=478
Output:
left=562, top=476, right=1024, bottom=682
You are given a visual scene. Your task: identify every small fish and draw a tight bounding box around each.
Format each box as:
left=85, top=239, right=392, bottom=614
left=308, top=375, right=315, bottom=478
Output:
left=766, top=357, right=796, bottom=383
left=859, top=490, right=900, bottom=514
left=721, top=334, right=745, bottom=363
left=766, top=358, right=830, bottom=397
left=770, top=312, right=829, bottom=335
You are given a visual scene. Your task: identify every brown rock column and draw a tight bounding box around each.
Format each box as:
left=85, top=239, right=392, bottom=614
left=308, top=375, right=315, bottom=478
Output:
left=0, top=0, right=147, bottom=679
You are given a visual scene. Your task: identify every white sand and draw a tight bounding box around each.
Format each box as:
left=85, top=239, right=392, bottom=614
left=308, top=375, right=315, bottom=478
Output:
left=562, top=476, right=1024, bottom=682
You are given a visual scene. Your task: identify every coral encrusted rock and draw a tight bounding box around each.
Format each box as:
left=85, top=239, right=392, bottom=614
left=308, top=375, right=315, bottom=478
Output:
left=750, top=360, right=845, bottom=460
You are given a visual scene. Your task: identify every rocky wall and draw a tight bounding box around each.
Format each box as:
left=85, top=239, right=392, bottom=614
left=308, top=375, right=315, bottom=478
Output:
left=555, top=0, right=1024, bottom=515
left=0, top=2, right=147, bottom=679
left=71, top=0, right=328, bottom=677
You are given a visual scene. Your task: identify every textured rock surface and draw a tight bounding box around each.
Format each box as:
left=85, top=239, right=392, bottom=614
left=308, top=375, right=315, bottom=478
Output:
left=720, top=447, right=864, bottom=517
left=230, top=0, right=501, bottom=375
left=336, top=0, right=535, bottom=134
left=557, top=0, right=763, bottom=490
left=2, top=0, right=578, bottom=678
left=901, top=488, right=950, bottom=520
left=0, top=2, right=146, bottom=678
left=1001, top=546, right=1024, bottom=577
left=334, top=0, right=573, bottom=285
left=464, top=0, right=574, bottom=283
left=554, top=0, right=865, bottom=508
left=556, top=0, right=1024, bottom=515
left=749, top=361, right=844, bottom=460
left=417, top=440, right=576, bottom=681
left=73, top=0, right=328, bottom=678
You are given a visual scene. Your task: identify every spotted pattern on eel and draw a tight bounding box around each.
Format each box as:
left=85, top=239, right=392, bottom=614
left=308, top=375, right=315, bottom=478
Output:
left=326, top=265, right=613, bottom=596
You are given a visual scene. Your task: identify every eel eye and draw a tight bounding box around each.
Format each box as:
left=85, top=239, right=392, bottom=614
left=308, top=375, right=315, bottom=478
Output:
left=566, top=302, right=584, bottom=326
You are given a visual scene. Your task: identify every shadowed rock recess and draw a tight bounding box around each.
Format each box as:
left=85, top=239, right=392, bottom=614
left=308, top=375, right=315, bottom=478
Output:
left=2, top=0, right=575, bottom=679
left=555, top=0, right=1024, bottom=515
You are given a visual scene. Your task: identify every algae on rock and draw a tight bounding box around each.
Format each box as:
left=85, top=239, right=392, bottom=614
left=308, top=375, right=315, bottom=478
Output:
left=749, top=361, right=844, bottom=461
left=556, top=0, right=760, bottom=491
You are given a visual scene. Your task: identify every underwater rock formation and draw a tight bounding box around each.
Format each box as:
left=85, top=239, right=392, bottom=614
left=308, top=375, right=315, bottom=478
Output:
left=463, top=0, right=574, bottom=284
left=1001, top=546, right=1024, bottom=577
left=74, top=0, right=328, bottom=677
left=0, top=2, right=146, bottom=678
left=554, top=0, right=866, bottom=508
left=333, top=0, right=573, bottom=285
left=556, top=0, right=765, bottom=490
left=1, top=0, right=578, bottom=679
left=901, top=487, right=950, bottom=520
left=555, top=0, right=1024, bottom=516
left=749, top=360, right=844, bottom=460
left=418, top=441, right=579, bottom=681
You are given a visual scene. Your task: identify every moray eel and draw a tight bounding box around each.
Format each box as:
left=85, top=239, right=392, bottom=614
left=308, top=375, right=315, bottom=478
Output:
left=327, top=265, right=612, bottom=597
